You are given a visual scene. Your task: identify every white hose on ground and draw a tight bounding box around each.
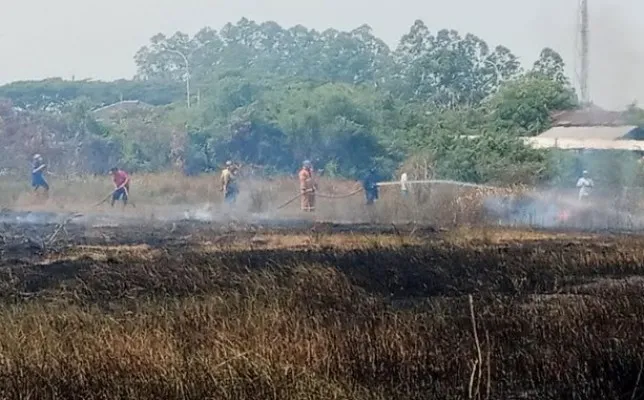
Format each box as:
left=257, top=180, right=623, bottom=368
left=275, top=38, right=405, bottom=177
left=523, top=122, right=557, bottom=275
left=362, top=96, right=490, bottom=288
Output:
left=376, top=179, right=501, bottom=190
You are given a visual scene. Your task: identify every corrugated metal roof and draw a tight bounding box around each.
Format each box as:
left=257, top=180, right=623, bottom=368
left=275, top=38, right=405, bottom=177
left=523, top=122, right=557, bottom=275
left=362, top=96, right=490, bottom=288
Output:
left=537, top=125, right=639, bottom=140
left=524, top=137, right=644, bottom=151
left=550, top=105, right=628, bottom=126
left=461, top=135, right=644, bottom=151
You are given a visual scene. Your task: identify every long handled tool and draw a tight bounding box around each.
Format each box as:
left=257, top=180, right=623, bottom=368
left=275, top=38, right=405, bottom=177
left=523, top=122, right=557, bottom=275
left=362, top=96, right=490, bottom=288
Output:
left=95, top=191, right=112, bottom=207
left=122, top=186, right=136, bottom=208
left=95, top=185, right=136, bottom=208
left=275, top=187, right=363, bottom=210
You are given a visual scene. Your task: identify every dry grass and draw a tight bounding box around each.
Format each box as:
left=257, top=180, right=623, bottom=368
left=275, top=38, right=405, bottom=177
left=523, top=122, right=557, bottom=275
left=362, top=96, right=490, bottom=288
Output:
left=0, top=220, right=642, bottom=399
left=442, top=226, right=599, bottom=246
left=6, top=171, right=644, bottom=230
left=1, top=172, right=532, bottom=228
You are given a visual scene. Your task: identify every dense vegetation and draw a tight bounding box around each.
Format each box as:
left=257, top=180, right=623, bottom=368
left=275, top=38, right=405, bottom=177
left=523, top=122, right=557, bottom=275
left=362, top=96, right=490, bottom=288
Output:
left=1, top=17, right=642, bottom=186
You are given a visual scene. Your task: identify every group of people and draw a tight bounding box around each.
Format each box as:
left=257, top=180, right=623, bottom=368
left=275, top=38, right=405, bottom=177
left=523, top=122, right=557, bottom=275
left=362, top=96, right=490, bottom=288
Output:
left=218, top=159, right=385, bottom=212
left=218, top=159, right=321, bottom=211
left=31, top=154, right=131, bottom=207
left=298, top=160, right=386, bottom=211
left=31, top=152, right=597, bottom=216
left=220, top=163, right=592, bottom=211
left=30, top=153, right=396, bottom=212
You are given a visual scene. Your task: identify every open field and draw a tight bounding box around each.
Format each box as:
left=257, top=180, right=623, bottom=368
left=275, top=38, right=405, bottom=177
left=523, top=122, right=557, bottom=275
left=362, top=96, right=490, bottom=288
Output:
left=0, top=213, right=644, bottom=399
left=1, top=172, right=503, bottom=227
left=6, top=171, right=644, bottom=231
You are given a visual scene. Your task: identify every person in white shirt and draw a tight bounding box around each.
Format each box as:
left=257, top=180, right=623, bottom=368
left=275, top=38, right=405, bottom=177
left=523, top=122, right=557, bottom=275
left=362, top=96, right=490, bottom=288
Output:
left=400, top=172, right=408, bottom=197
left=576, top=170, right=593, bottom=202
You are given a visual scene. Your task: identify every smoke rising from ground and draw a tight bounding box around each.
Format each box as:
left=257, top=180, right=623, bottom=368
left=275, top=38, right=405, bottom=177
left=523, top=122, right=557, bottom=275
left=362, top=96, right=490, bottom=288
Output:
left=5, top=179, right=644, bottom=234
left=482, top=187, right=644, bottom=232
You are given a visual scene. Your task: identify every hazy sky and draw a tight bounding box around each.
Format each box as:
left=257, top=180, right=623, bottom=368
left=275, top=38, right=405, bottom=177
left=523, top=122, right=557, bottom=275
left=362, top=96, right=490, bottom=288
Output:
left=0, top=0, right=641, bottom=109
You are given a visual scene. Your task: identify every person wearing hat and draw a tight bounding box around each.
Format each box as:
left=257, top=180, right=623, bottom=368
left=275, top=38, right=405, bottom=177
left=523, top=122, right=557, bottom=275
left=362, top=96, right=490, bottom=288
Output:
left=220, top=160, right=238, bottom=204
left=109, top=167, right=130, bottom=207
left=362, top=167, right=380, bottom=206
left=298, top=160, right=316, bottom=212
left=576, top=170, right=593, bottom=202
left=31, top=154, right=49, bottom=195
left=400, top=171, right=409, bottom=197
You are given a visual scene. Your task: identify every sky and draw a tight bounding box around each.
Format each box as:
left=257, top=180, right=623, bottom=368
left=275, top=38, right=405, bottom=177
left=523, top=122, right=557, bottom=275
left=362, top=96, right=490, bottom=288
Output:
left=0, top=0, right=642, bottom=109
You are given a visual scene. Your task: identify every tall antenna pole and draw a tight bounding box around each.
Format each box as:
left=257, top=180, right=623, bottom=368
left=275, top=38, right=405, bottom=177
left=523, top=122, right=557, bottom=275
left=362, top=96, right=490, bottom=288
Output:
left=579, top=0, right=590, bottom=105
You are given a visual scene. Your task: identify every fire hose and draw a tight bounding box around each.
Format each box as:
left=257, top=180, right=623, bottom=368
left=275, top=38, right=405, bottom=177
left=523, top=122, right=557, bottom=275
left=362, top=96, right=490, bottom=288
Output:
left=275, top=187, right=364, bottom=210
left=274, top=179, right=500, bottom=210
left=91, top=178, right=498, bottom=211
left=274, top=179, right=506, bottom=211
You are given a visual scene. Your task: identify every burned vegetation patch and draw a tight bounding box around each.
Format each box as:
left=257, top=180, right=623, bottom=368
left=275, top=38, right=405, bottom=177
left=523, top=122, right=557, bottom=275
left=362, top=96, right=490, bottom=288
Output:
left=0, top=221, right=643, bottom=399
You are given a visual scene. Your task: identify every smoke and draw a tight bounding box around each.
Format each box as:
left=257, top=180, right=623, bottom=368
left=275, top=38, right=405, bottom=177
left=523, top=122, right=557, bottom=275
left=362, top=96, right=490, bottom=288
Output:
left=481, top=187, right=644, bottom=231
left=482, top=192, right=563, bottom=228
left=0, top=204, right=314, bottom=231
left=589, top=2, right=644, bottom=109
left=0, top=210, right=69, bottom=225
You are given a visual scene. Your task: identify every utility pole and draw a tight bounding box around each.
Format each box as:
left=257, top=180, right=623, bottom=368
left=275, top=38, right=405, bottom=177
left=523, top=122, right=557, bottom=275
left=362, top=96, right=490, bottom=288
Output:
left=166, top=49, right=191, bottom=108
left=579, top=0, right=590, bottom=105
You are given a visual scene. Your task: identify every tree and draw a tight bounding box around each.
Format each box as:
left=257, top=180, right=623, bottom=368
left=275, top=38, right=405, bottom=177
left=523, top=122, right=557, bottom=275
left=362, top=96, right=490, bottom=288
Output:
left=486, top=74, right=577, bottom=135
left=407, top=115, right=550, bottom=184
left=0, top=17, right=586, bottom=185
left=133, top=19, right=392, bottom=90
left=394, top=22, right=521, bottom=107
left=625, top=102, right=644, bottom=126
left=0, top=78, right=182, bottom=110
left=134, top=32, right=195, bottom=81
left=532, top=47, right=569, bottom=85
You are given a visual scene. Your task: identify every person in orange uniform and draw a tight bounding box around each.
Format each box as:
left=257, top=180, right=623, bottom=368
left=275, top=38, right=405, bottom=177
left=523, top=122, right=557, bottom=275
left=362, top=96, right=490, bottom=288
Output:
left=298, top=160, right=316, bottom=212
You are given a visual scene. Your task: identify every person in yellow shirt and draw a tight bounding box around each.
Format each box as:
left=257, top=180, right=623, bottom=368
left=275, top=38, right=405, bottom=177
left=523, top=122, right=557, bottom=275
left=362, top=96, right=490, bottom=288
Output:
left=220, top=161, right=238, bottom=204
left=298, top=160, right=316, bottom=212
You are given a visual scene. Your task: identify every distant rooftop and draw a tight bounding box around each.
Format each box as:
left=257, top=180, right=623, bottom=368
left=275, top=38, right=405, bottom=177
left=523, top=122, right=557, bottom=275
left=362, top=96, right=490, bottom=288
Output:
left=537, top=125, right=641, bottom=141
left=550, top=104, right=629, bottom=127
left=525, top=137, right=644, bottom=151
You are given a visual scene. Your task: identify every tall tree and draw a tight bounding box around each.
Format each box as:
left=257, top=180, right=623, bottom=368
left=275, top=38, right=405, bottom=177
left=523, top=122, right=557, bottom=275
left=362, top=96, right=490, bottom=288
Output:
left=486, top=74, right=577, bottom=135
left=134, top=19, right=392, bottom=88
left=532, top=47, right=569, bottom=85
left=394, top=22, right=521, bottom=107
left=134, top=32, right=195, bottom=81
left=0, top=17, right=583, bottom=183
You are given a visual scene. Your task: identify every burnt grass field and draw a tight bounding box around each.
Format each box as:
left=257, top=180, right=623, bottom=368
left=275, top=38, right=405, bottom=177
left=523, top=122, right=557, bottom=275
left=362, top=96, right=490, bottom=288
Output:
left=0, top=219, right=644, bottom=400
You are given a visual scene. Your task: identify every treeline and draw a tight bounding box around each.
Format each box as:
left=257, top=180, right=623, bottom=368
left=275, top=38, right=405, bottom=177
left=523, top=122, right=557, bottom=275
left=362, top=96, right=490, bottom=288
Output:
left=0, top=79, right=182, bottom=110
left=0, top=18, right=616, bottom=184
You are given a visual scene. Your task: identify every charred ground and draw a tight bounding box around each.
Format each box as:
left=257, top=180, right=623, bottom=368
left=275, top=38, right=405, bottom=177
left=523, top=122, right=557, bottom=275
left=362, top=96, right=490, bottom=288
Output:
left=0, top=217, right=643, bottom=400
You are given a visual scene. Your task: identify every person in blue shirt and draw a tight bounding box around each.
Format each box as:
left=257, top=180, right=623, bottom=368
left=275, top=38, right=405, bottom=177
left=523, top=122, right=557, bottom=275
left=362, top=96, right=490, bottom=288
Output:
left=31, top=154, right=49, bottom=194
left=362, top=167, right=380, bottom=205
